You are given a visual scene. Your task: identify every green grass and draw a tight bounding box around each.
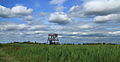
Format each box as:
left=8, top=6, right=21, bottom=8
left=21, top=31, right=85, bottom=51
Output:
left=0, top=43, right=120, bottom=62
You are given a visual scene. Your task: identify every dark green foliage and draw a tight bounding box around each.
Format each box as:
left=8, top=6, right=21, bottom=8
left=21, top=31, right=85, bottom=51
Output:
left=0, top=43, right=120, bottom=62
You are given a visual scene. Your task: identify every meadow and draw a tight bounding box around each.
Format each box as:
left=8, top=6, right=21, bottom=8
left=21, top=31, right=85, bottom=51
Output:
left=0, top=43, right=120, bottom=62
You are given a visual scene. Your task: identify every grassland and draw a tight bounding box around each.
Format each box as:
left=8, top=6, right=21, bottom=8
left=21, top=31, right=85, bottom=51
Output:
left=0, top=43, right=120, bottom=62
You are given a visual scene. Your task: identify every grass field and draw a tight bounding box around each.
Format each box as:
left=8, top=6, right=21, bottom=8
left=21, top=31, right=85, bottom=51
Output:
left=0, top=43, right=120, bottom=62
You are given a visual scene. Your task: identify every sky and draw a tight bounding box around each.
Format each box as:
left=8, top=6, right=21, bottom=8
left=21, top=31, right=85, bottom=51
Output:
left=0, top=0, right=120, bottom=44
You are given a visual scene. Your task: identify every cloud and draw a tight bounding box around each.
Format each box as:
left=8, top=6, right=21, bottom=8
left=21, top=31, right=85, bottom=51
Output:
left=0, top=23, right=28, bottom=31
left=0, top=22, right=48, bottom=31
left=94, top=14, right=120, bottom=23
left=55, top=6, right=66, bottom=12
left=28, top=25, right=48, bottom=31
left=77, top=24, right=93, bottom=29
left=69, top=5, right=81, bottom=12
left=94, top=16, right=109, bottom=23
left=69, top=0, right=120, bottom=23
left=69, top=5, right=86, bottom=17
left=0, top=5, right=33, bottom=18
left=0, top=5, right=12, bottom=18
left=11, top=5, right=33, bottom=16
left=58, top=31, right=108, bottom=37
left=47, top=22, right=94, bottom=33
left=50, top=0, right=67, bottom=5
left=1, top=0, right=120, bottom=43
left=83, top=0, right=120, bottom=16
left=108, top=31, right=120, bottom=35
left=24, top=31, right=48, bottom=35
left=24, top=15, right=33, bottom=21
left=49, top=12, right=72, bottom=25
left=50, top=0, right=67, bottom=12
left=70, top=0, right=120, bottom=17
left=1, top=21, right=120, bottom=43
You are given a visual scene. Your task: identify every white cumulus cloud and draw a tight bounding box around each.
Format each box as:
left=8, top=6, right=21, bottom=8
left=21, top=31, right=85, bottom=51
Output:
left=69, top=0, right=120, bottom=23
left=0, top=5, right=12, bottom=18
left=0, top=5, right=33, bottom=18
left=49, top=12, right=72, bottom=25
left=69, top=5, right=85, bottom=17
left=11, top=5, right=33, bottom=16
left=83, top=0, right=120, bottom=16
left=94, top=14, right=120, bottom=23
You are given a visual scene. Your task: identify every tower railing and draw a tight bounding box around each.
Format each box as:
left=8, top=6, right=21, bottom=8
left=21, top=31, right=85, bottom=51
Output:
left=47, top=34, right=60, bottom=45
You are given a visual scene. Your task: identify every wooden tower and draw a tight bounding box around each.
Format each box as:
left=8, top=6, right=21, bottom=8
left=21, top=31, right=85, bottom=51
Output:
left=47, top=34, right=60, bottom=45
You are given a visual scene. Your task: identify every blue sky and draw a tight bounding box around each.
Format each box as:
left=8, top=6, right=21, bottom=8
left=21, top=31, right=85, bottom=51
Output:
left=0, top=0, right=120, bottom=44
left=0, top=0, right=82, bottom=12
left=0, top=0, right=83, bottom=23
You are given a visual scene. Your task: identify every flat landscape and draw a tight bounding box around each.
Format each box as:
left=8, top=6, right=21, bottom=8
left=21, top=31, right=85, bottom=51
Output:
left=0, top=43, right=120, bottom=62
left=1, top=0, right=120, bottom=62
